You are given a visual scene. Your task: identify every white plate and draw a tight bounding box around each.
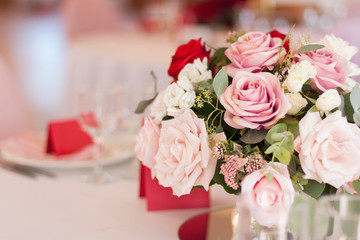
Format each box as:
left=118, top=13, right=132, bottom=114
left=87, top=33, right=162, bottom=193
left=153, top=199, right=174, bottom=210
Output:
left=1, top=132, right=136, bottom=169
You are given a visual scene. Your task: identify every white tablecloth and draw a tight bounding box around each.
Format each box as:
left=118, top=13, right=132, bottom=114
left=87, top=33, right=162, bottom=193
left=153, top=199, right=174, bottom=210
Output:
left=0, top=160, right=237, bottom=240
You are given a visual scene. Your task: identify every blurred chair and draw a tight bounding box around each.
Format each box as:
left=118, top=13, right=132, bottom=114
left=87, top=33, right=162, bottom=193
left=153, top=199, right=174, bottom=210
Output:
left=0, top=55, right=29, bottom=141
left=60, top=0, right=121, bottom=39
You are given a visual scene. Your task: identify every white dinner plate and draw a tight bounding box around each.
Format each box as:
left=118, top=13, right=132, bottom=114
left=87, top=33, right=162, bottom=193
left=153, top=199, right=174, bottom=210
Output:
left=0, top=131, right=136, bottom=169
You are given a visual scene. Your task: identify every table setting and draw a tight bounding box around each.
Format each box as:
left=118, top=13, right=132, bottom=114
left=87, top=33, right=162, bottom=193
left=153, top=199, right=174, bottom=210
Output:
left=1, top=1, right=360, bottom=238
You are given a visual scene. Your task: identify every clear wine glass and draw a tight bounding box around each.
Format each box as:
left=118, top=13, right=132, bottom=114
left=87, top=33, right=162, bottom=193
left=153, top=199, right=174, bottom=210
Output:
left=319, top=194, right=360, bottom=240
left=78, top=88, right=121, bottom=183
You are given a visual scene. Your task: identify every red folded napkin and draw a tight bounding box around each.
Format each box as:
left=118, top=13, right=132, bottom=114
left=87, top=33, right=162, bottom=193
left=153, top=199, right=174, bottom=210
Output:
left=139, top=164, right=210, bottom=211
left=46, top=119, right=93, bottom=156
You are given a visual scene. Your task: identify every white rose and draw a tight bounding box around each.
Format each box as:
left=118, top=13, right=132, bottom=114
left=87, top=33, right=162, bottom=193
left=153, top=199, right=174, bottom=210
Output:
left=178, top=58, right=212, bottom=84
left=283, top=60, right=317, bottom=93
left=286, top=93, right=308, bottom=115
left=283, top=73, right=307, bottom=93
left=163, top=76, right=195, bottom=117
left=320, top=34, right=358, bottom=61
left=316, top=89, right=341, bottom=112
left=150, top=90, right=166, bottom=124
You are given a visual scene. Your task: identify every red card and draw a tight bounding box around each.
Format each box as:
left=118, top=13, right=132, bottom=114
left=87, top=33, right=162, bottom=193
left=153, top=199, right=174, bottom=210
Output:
left=139, top=164, right=210, bottom=211
left=46, top=119, right=93, bottom=156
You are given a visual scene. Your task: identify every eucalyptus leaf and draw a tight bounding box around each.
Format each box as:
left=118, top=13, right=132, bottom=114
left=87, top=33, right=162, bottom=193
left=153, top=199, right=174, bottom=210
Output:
left=296, top=44, right=325, bottom=53
left=303, top=180, right=326, bottom=199
left=240, top=128, right=268, bottom=144
left=274, top=146, right=291, bottom=165
left=350, top=84, right=360, bottom=126
left=288, top=155, right=298, bottom=176
left=213, top=68, right=228, bottom=97
left=342, top=92, right=355, bottom=122
left=265, top=143, right=280, bottom=154
left=265, top=123, right=287, bottom=144
left=279, top=118, right=299, bottom=137
left=134, top=93, right=158, bottom=114
left=339, top=95, right=345, bottom=116
left=354, top=112, right=360, bottom=126
left=350, top=83, right=360, bottom=110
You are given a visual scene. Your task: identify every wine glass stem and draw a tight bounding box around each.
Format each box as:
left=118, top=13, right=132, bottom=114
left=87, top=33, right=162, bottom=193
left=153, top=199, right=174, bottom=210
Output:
left=93, top=135, right=105, bottom=176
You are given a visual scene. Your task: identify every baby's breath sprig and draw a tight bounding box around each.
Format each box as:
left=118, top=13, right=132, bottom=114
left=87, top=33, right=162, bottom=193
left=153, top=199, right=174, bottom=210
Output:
left=194, top=89, right=226, bottom=135
left=194, top=89, right=214, bottom=109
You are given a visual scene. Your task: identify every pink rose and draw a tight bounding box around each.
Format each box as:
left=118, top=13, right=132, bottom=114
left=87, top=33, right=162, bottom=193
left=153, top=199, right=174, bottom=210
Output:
left=220, top=71, right=290, bottom=130
left=241, top=163, right=295, bottom=227
left=225, top=32, right=284, bottom=77
left=134, top=117, right=160, bottom=176
left=294, top=111, right=360, bottom=188
left=154, top=109, right=214, bottom=196
left=294, top=48, right=349, bottom=92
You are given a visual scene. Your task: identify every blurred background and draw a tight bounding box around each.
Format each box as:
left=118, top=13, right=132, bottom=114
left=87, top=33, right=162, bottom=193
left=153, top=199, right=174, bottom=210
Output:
left=0, top=0, right=359, bottom=139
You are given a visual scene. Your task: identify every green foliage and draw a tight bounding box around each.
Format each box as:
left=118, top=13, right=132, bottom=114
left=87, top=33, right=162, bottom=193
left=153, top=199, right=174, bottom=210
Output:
left=296, top=44, right=325, bottom=53
left=340, top=93, right=355, bottom=122
left=197, top=78, right=214, bottom=91
left=209, top=47, right=231, bottom=73
left=303, top=180, right=326, bottom=199
left=350, top=83, right=360, bottom=126
left=134, top=93, right=158, bottom=114
left=213, top=68, right=228, bottom=97
left=226, top=31, right=245, bottom=43
left=239, top=128, right=268, bottom=144
left=134, top=71, right=158, bottom=114
left=265, top=123, right=294, bottom=165
left=278, top=118, right=299, bottom=137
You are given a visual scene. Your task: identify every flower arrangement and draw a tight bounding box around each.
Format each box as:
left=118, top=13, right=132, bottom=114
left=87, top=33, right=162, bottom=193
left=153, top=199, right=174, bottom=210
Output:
left=135, top=29, right=360, bottom=203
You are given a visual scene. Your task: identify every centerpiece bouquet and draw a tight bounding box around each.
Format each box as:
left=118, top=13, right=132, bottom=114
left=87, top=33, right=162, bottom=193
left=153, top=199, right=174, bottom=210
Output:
left=134, top=27, right=360, bottom=209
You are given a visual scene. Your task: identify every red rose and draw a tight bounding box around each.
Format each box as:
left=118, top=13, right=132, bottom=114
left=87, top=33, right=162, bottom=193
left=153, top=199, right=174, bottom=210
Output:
left=268, top=30, right=289, bottom=52
left=168, top=38, right=210, bottom=80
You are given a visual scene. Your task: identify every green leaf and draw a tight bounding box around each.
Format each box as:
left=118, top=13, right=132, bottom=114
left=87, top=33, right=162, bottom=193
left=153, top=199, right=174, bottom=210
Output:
left=279, top=118, right=299, bottom=137
left=308, top=105, right=318, bottom=112
left=340, top=92, right=355, bottom=122
left=350, top=83, right=360, bottom=110
left=265, top=123, right=287, bottom=144
left=350, top=84, right=360, bottom=126
left=288, top=155, right=298, bottom=176
left=134, top=93, right=158, bottom=114
left=303, top=180, right=326, bottom=199
left=274, top=146, right=291, bottom=165
left=297, top=173, right=308, bottom=185
left=352, top=179, right=360, bottom=194
left=296, top=44, right=325, bottom=53
left=354, top=112, right=360, bottom=126
left=265, top=143, right=280, bottom=154
left=215, top=125, right=224, bottom=134
left=302, top=94, right=317, bottom=104
left=197, top=78, right=214, bottom=92
left=239, top=128, right=268, bottom=144
left=213, top=68, right=228, bottom=97
left=134, top=71, right=158, bottom=114
left=339, top=95, right=345, bottom=115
